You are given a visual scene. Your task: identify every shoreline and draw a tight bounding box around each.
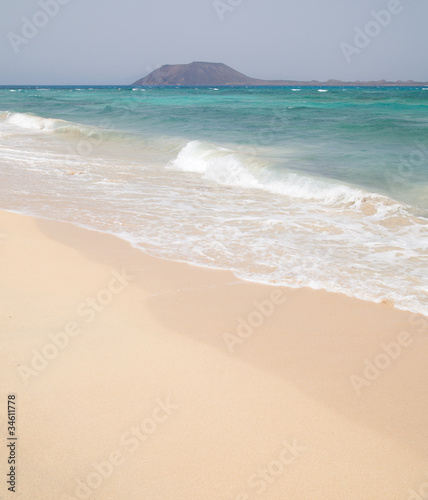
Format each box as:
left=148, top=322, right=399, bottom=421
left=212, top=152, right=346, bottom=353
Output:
left=1, top=208, right=428, bottom=499
left=1, top=207, right=426, bottom=318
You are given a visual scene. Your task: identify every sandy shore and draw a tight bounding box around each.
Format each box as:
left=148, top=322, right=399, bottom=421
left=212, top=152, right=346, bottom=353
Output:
left=1, top=209, right=428, bottom=500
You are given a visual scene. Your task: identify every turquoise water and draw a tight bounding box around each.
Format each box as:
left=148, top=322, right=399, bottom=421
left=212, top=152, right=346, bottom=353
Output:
left=1, top=86, right=427, bottom=314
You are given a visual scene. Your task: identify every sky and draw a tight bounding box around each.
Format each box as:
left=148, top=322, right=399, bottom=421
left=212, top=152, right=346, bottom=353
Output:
left=0, top=0, right=427, bottom=85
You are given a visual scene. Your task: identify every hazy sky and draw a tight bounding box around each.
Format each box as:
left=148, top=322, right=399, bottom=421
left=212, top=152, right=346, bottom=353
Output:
left=1, top=0, right=427, bottom=85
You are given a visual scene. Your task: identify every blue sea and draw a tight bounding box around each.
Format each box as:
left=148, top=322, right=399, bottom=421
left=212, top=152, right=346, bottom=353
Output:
left=1, top=86, right=427, bottom=315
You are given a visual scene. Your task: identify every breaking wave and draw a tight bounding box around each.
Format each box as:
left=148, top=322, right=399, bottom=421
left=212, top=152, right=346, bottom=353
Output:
left=170, top=140, right=407, bottom=214
left=0, top=111, right=125, bottom=142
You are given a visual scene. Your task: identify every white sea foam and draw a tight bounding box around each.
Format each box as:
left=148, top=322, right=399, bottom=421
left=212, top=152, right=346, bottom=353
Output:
left=170, top=140, right=404, bottom=213
left=0, top=111, right=67, bottom=131
left=0, top=111, right=130, bottom=144
left=171, top=140, right=262, bottom=187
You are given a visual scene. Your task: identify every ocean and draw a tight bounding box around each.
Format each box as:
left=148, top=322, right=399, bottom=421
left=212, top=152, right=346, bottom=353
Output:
left=0, top=86, right=427, bottom=315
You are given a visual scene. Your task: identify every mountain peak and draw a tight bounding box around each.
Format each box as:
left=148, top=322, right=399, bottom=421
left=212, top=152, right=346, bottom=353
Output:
left=132, top=62, right=262, bottom=86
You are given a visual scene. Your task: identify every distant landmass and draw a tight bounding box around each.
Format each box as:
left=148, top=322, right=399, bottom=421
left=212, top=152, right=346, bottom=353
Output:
left=132, top=62, right=427, bottom=87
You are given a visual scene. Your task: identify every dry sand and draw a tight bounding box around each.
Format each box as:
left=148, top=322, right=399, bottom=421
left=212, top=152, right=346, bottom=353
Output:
left=1, top=209, right=428, bottom=500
